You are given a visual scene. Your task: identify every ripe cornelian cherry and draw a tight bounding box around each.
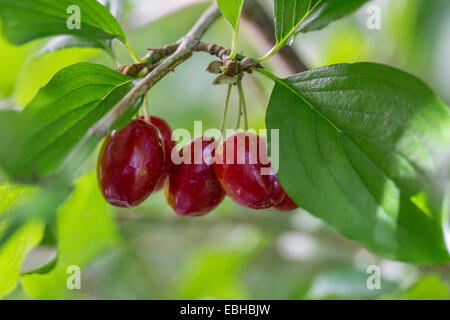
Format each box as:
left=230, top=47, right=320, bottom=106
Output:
left=275, top=193, right=298, bottom=211
left=214, top=132, right=284, bottom=210
left=140, top=115, right=176, bottom=190
left=165, top=137, right=225, bottom=216
left=97, top=119, right=165, bottom=208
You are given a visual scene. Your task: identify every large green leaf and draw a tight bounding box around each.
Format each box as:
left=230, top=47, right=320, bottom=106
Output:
left=217, top=0, right=244, bottom=59
left=264, top=0, right=369, bottom=60
left=265, top=63, right=450, bottom=263
left=0, top=184, right=45, bottom=299
left=0, top=62, right=136, bottom=182
left=0, top=0, right=126, bottom=45
left=21, top=173, right=119, bottom=299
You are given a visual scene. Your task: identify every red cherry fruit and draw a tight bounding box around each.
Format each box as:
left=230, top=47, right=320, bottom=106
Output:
left=275, top=193, right=298, bottom=211
left=165, top=137, right=225, bottom=216
left=97, top=119, right=165, bottom=208
left=214, top=132, right=284, bottom=209
left=141, top=115, right=176, bottom=190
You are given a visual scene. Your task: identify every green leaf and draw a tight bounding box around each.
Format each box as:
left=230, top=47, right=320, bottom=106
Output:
left=21, top=173, right=119, bottom=299
left=0, top=221, right=44, bottom=299
left=265, top=63, right=450, bottom=263
left=0, top=184, right=28, bottom=213
left=263, top=0, right=369, bottom=61
left=0, top=184, right=45, bottom=299
left=0, top=62, right=136, bottom=182
left=297, top=0, right=370, bottom=33
left=0, top=184, right=32, bottom=237
left=217, top=0, right=244, bottom=59
left=0, top=0, right=126, bottom=46
left=0, top=183, right=71, bottom=251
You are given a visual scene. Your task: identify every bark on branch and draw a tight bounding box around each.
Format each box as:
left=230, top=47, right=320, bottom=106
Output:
left=89, top=4, right=222, bottom=138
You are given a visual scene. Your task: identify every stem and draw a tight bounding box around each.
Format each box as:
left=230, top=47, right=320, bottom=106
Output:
left=120, top=42, right=262, bottom=78
left=125, top=41, right=144, bottom=63
left=220, top=84, right=232, bottom=133
left=236, top=87, right=242, bottom=129
left=228, top=29, right=239, bottom=60
left=237, top=80, right=248, bottom=130
left=227, top=0, right=245, bottom=60
left=257, top=44, right=280, bottom=62
left=143, top=95, right=150, bottom=120
left=253, top=67, right=280, bottom=82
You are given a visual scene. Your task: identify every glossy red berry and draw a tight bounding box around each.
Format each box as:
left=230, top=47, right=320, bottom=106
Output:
left=214, top=132, right=284, bottom=210
left=141, top=115, right=176, bottom=190
left=275, top=193, right=298, bottom=211
left=165, top=137, right=225, bottom=216
left=97, top=119, right=165, bottom=208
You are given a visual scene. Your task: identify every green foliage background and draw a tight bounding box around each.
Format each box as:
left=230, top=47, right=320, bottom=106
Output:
left=0, top=0, right=449, bottom=299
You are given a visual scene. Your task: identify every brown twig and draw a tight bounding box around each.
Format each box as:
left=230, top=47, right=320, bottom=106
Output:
left=195, top=42, right=230, bottom=60
left=89, top=4, right=222, bottom=138
left=144, top=44, right=179, bottom=63
left=118, top=41, right=262, bottom=78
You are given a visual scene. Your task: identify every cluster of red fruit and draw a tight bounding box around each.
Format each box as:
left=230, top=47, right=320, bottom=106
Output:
left=97, top=117, right=298, bottom=216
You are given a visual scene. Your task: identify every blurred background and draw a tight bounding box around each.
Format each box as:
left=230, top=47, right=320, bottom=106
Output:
left=1, top=0, right=450, bottom=299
